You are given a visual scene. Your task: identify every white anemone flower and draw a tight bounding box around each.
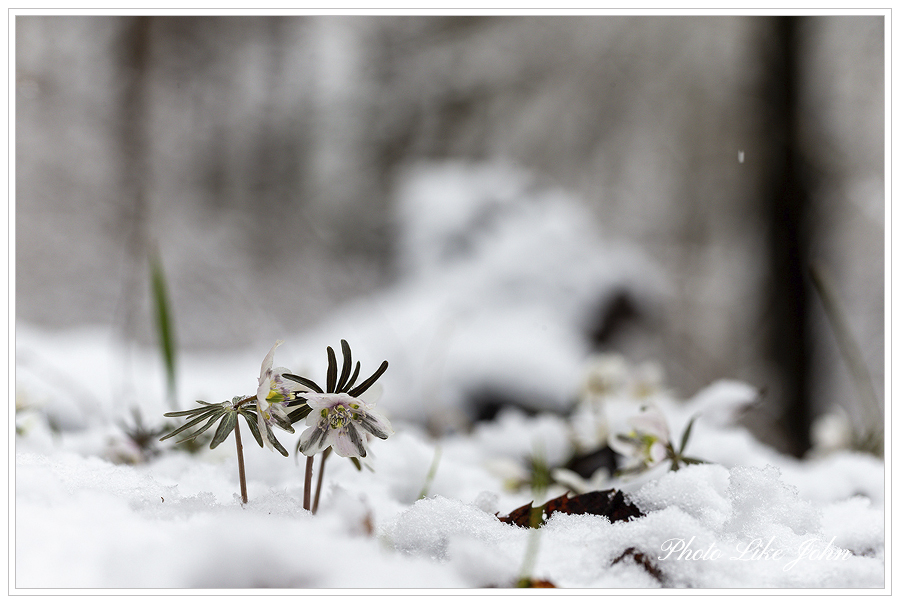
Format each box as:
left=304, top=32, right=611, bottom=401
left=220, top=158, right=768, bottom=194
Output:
left=551, top=466, right=610, bottom=495
left=609, top=403, right=672, bottom=472
left=256, top=340, right=304, bottom=450
left=297, top=392, right=393, bottom=458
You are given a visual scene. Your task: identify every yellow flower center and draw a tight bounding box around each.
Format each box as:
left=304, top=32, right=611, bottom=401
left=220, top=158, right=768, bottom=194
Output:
left=328, top=405, right=351, bottom=429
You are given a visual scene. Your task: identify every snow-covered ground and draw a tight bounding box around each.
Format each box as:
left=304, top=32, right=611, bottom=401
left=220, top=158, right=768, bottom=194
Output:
left=13, top=162, right=885, bottom=591
left=13, top=333, right=886, bottom=589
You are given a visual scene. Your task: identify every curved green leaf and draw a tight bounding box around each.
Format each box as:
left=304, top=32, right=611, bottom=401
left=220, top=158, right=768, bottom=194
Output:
left=326, top=346, right=338, bottom=393
left=272, top=412, right=295, bottom=434
left=680, top=457, right=708, bottom=465
left=335, top=339, right=353, bottom=392
left=283, top=374, right=323, bottom=393
left=342, top=361, right=361, bottom=392
left=159, top=407, right=223, bottom=441
left=163, top=406, right=215, bottom=418
left=174, top=410, right=227, bottom=444
left=287, top=404, right=312, bottom=424
left=209, top=410, right=237, bottom=449
left=348, top=360, right=388, bottom=398
left=238, top=409, right=265, bottom=448
left=679, top=414, right=700, bottom=456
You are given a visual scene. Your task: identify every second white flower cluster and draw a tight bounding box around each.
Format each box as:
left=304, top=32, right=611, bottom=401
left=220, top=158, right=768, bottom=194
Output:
left=256, top=339, right=393, bottom=459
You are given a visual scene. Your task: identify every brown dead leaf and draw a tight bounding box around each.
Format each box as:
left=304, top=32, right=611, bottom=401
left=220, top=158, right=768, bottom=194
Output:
left=496, top=489, right=643, bottom=528
left=611, top=547, right=664, bottom=583
left=516, top=578, right=557, bottom=588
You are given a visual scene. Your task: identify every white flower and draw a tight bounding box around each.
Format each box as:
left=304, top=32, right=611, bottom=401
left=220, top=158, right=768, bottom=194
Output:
left=297, top=392, right=393, bottom=458
left=609, top=403, right=672, bottom=472
left=256, top=340, right=303, bottom=450
left=550, top=467, right=610, bottom=495
left=569, top=402, right=610, bottom=452
left=484, top=457, right=531, bottom=492
left=629, top=361, right=666, bottom=399
left=583, top=354, right=630, bottom=397
left=811, top=411, right=854, bottom=454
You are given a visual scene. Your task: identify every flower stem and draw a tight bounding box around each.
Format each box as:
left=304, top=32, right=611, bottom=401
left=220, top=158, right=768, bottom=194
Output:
left=235, top=395, right=256, bottom=407
left=303, top=455, right=314, bottom=511
left=234, top=418, right=248, bottom=505
left=312, top=448, right=331, bottom=515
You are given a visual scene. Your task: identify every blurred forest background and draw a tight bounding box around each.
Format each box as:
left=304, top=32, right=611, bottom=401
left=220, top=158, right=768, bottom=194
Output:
left=15, top=15, right=884, bottom=456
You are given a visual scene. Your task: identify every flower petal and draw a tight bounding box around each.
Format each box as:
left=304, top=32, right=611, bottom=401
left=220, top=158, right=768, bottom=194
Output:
left=257, top=343, right=284, bottom=405
left=256, top=381, right=270, bottom=406
left=258, top=408, right=273, bottom=451
left=357, top=409, right=393, bottom=440
left=629, top=404, right=670, bottom=441
left=302, top=392, right=370, bottom=414
left=648, top=440, right=668, bottom=464
left=298, top=423, right=330, bottom=456
left=268, top=403, right=290, bottom=422
left=331, top=423, right=366, bottom=458
left=300, top=392, right=340, bottom=410
left=273, top=368, right=311, bottom=397
left=259, top=340, right=283, bottom=382
left=608, top=432, right=641, bottom=458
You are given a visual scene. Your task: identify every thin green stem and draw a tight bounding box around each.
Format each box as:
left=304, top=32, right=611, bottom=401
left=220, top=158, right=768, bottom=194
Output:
left=303, top=455, right=314, bottom=511
left=234, top=418, right=248, bottom=505
left=517, top=443, right=548, bottom=587
left=417, top=444, right=442, bottom=500
left=312, top=448, right=331, bottom=515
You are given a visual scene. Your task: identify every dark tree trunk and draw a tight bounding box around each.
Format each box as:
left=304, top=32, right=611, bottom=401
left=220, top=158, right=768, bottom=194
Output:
left=762, top=16, right=814, bottom=457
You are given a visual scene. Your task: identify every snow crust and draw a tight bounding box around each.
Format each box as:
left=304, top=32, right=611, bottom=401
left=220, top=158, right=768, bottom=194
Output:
left=14, top=400, right=885, bottom=589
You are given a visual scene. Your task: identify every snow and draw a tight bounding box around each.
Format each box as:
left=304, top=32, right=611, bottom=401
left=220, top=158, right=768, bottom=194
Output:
left=15, top=425, right=885, bottom=589
left=13, top=162, right=885, bottom=591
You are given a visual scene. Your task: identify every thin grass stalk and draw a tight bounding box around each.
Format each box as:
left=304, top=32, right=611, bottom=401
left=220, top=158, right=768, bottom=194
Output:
left=810, top=264, right=883, bottom=450
left=516, top=443, right=549, bottom=587
left=417, top=445, right=442, bottom=500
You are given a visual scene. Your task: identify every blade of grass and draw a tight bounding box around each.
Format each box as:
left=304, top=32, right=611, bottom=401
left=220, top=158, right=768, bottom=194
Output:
left=809, top=264, right=883, bottom=451
left=417, top=445, right=442, bottom=500
left=150, top=251, right=177, bottom=409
